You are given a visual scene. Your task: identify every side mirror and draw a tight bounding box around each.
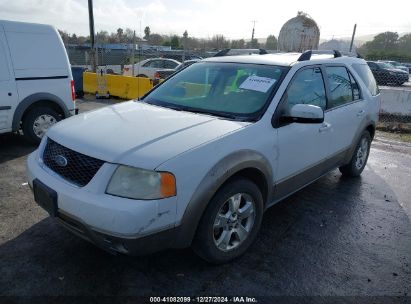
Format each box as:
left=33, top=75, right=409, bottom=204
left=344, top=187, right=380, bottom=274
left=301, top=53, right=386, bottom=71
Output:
left=282, top=104, right=324, bottom=124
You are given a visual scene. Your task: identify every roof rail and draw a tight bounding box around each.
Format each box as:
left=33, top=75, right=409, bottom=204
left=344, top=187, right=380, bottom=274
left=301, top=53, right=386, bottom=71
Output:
left=297, top=50, right=342, bottom=61
left=213, top=48, right=268, bottom=57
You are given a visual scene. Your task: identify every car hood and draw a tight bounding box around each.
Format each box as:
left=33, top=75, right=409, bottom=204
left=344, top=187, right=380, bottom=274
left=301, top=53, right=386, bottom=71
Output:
left=47, top=101, right=249, bottom=169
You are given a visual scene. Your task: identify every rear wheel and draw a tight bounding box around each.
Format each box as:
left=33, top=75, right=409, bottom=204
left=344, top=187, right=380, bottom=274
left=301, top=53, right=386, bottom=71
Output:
left=192, top=178, right=263, bottom=264
left=22, top=107, right=61, bottom=144
left=339, top=131, right=371, bottom=177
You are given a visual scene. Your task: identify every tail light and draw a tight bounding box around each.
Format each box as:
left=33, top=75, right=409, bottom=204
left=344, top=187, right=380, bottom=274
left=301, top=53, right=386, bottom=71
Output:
left=154, top=72, right=161, bottom=79
left=70, top=80, right=76, bottom=101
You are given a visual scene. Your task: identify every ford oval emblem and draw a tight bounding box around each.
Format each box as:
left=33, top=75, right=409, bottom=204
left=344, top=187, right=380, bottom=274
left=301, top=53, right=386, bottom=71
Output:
left=54, top=155, right=68, bottom=167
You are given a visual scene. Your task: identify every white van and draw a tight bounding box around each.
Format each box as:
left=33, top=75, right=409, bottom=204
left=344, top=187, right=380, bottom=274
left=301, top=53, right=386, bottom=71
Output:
left=0, top=20, right=76, bottom=143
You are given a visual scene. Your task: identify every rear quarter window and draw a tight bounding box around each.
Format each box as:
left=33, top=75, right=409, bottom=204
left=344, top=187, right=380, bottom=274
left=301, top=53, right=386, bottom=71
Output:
left=352, top=63, right=379, bottom=96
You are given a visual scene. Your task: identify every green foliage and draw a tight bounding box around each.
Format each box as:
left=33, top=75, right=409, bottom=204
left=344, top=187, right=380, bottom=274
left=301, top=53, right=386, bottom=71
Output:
left=359, top=31, right=411, bottom=61
left=265, top=35, right=278, bottom=50
left=230, top=39, right=245, bottom=49
left=248, top=38, right=260, bottom=48
left=144, top=26, right=150, bottom=40
left=170, top=35, right=180, bottom=49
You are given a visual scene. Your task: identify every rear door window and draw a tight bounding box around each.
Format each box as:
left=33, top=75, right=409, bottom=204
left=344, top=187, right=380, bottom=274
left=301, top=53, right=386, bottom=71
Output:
left=164, top=60, right=178, bottom=69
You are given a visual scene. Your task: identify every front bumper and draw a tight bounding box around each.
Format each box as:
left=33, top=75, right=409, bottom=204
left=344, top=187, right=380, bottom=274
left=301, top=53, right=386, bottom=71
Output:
left=56, top=209, right=178, bottom=255
left=26, top=150, right=178, bottom=254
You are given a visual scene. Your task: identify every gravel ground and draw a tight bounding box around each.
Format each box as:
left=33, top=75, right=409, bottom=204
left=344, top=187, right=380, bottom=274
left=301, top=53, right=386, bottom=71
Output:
left=0, top=99, right=410, bottom=303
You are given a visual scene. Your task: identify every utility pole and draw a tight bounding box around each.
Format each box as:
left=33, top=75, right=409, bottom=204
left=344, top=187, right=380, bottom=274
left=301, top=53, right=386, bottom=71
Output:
left=88, top=0, right=96, bottom=72
left=349, top=24, right=357, bottom=53
left=251, top=20, right=257, bottom=48
left=183, top=30, right=188, bottom=62
left=132, top=30, right=136, bottom=76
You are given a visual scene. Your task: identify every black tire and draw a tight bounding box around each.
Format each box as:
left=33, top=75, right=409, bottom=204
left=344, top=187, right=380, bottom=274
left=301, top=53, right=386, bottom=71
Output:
left=339, top=131, right=371, bottom=177
left=192, top=178, right=264, bottom=264
left=22, top=107, right=61, bottom=144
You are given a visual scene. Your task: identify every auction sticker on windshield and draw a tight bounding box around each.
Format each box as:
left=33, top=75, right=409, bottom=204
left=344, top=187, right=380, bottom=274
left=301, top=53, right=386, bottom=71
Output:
left=239, top=76, right=277, bottom=93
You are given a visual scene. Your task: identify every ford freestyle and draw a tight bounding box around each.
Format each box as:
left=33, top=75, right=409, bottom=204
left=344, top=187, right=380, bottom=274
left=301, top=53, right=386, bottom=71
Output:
left=27, top=51, right=380, bottom=263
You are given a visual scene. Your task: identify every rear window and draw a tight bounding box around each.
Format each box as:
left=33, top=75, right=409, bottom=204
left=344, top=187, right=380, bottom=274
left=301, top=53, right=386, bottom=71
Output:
left=352, top=64, right=379, bottom=96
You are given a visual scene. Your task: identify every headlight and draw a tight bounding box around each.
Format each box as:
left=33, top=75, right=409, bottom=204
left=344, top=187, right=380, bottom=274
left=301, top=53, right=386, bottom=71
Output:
left=106, top=166, right=176, bottom=200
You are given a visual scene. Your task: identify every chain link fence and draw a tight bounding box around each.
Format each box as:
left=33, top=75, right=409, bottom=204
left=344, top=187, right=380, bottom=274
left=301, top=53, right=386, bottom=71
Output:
left=66, top=44, right=206, bottom=73
left=366, top=58, right=411, bottom=132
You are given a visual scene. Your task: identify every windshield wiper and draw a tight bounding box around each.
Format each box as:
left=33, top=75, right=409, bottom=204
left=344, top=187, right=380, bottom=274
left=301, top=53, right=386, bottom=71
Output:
left=144, top=100, right=245, bottom=120
left=188, top=108, right=239, bottom=120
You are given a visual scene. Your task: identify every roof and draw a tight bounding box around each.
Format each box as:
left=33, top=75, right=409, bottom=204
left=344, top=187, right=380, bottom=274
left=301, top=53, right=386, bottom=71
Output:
left=202, top=52, right=365, bottom=67
left=0, top=19, right=55, bottom=34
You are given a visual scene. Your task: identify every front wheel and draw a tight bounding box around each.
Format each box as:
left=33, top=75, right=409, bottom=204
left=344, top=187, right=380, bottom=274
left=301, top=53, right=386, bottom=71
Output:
left=22, top=107, right=61, bottom=144
left=192, top=178, right=263, bottom=264
left=339, top=131, right=371, bottom=177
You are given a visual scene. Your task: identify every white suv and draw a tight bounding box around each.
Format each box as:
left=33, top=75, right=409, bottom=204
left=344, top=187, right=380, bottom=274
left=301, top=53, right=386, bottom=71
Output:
left=27, top=50, right=380, bottom=263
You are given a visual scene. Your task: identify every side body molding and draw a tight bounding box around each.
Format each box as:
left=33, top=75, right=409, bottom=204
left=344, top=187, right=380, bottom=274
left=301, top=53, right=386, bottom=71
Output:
left=173, top=149, right=273, bottom=248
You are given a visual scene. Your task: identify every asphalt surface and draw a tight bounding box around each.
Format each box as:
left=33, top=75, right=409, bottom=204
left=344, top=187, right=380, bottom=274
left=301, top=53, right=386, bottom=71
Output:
left=0, top=99, right=410, bottom=303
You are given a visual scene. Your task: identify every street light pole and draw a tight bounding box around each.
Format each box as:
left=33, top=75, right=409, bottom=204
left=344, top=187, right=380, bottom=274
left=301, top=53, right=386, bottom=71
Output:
left=88, top=0, right=96, bottom=72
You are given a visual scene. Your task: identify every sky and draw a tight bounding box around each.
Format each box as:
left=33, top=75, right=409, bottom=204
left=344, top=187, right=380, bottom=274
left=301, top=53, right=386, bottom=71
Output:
left=0, top=0, right=410, bottom=41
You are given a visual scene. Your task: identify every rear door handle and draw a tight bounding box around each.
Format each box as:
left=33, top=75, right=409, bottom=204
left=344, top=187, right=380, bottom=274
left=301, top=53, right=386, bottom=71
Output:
left=319, top=122, right=331, bottom=133
left=357, top=110, right=365, bottom=117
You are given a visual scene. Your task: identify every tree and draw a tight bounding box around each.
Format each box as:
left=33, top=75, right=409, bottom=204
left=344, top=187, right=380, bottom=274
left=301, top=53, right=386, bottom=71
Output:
left=362, top=32, right=399, bottom=51
left=148, top=33, right=164, bottom=45
left=265, top=35, right=277, bottom=50
left=116, top=28, right=124, bottom=42
left=399, top=33, right=411, bottom=52
left=170, top=35, right=180, bottom=49
left=248, top=38, right=260, bottom=48
left=230, top=39, right=245, bottom=49
left=96, top=30, right=109, bottom=44
left=144, top=26, right=151, bottom=40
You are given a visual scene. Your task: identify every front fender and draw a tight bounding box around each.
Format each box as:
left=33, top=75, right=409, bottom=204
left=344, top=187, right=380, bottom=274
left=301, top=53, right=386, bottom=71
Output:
left=172, top=149, right=273, bottom=248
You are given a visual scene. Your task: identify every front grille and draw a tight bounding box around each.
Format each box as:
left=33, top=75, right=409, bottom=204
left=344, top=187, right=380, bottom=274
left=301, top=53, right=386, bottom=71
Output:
left=42, top=138, right=104, bottom=187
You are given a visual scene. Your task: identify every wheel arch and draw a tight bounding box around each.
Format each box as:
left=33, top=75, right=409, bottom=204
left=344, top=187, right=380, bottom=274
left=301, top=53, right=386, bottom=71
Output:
left=172, top=149, right=273, bottom=248
left=12, top=93, right=70, bottom=131
left=343, top=121, right=376, bottom=165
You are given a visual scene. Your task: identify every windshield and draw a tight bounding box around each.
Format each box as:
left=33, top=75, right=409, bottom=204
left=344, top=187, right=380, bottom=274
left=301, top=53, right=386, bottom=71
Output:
left=143, top=62, right=286, bottom=120
left=378, top=62, right=395, bottom=69
left=386, top=61, right=400, bottom=67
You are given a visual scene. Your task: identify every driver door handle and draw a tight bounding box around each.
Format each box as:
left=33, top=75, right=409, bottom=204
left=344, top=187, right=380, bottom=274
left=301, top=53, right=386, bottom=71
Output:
left=319, top=122, right=331, bottom=133
left=357, top=110, right=365, bottom=117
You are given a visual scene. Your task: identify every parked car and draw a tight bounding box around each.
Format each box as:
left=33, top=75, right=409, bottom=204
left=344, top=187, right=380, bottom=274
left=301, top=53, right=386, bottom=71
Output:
left=378, top=60, right=409, bottom=73
left=402, top=63, right=411, bottom=74
left=123, top=58, right=181, bottom=79
left=367, top=61, right=409, bottom=85
left=153, top=59, right=200, bottom=85
left=28, top=50, right=380, bottom=263
left=0, top=20, right=76, bottom=143
left=71, top=66, right=88, bottom=97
